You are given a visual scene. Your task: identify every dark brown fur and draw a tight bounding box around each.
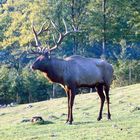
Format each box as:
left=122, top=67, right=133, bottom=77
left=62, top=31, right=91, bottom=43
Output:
left=32, top=54, right=113, bottom=124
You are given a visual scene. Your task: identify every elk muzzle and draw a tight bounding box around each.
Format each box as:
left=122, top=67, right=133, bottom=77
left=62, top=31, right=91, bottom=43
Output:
left=30, top=64, right=36, bottom=71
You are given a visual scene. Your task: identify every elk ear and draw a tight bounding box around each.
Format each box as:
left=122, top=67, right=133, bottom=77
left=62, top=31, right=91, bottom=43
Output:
left=44, top=51, right=51, bottom=59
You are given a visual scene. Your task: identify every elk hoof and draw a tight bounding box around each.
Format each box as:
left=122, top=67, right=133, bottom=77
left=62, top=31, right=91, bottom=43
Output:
left=97, top=116, right=102, bottom=121
left=65, top=120, right=69, bottom=123
left=65, top=121, right=72, bottom=125
left=107, top=114, right=111, bottom=120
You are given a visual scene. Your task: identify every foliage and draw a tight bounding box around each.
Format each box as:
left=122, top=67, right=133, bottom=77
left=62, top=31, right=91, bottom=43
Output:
left=114, top=60, right=140, bottom=86
left=0, top=0, right=139, bottom=50
left=0, top=65, right=52, bottom=104
left=0, top=65, right=17, bottom=104
left=20, top=67, right=52, bottom=103
left=0, top=0, right=140, bottom=104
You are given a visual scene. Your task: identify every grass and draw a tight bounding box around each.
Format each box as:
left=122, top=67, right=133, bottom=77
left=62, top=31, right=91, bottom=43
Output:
left=0, top=84, right=140, bottom=140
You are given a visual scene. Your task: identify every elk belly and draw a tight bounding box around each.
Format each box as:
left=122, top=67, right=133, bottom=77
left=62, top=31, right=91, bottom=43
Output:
left=76, top=66, right=104, bottom=86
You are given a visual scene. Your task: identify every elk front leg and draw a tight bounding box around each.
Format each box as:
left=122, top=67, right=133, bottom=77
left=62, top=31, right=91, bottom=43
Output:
left=67, top=88, right=75, bottom=124
left=66, top=90, right=70, bottom=123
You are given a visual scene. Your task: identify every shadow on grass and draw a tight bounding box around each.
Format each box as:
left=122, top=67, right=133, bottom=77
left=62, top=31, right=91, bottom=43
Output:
left=73, top=121, right=94, bottom=125
left=32, top=120, right=54, bottom=125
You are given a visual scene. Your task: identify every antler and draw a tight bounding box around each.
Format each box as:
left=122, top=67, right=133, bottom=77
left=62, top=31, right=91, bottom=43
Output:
left=29, top=19, right=79, bottom=54
left=32, top=21, right=50, bottom=47
left=29, top=21, right=50, bottom=54
left=28, top=43, right=49, bottom=55
left=49, top=19, right=79, bottom=51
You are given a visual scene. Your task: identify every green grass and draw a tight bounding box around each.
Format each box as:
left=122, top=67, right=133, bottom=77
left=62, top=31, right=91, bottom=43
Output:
left=0, top=84, right=140, bottom=140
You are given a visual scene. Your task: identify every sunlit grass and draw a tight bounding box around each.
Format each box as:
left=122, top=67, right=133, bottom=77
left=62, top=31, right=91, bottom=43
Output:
left=0, top=84, right=140, bottom=140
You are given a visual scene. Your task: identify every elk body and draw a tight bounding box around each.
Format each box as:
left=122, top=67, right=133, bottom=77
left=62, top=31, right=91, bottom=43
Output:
left=30, top=20, right=114, bottom=124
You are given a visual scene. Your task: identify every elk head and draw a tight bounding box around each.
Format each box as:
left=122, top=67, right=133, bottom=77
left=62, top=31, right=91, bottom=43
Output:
left=29, top=19, right=79, bottom=71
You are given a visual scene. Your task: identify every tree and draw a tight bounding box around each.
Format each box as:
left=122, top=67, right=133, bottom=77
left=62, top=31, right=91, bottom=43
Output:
left=0, top=0, right=140, bottom=104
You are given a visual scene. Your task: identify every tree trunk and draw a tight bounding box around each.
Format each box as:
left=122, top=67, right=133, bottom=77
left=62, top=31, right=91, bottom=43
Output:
left=71, top=0, right=78, bottom=55
left=52, top=84, right=56, bottom=98
left=101, top=0, right=106, bottom=59
left=129, top=61, right=132, bottom=85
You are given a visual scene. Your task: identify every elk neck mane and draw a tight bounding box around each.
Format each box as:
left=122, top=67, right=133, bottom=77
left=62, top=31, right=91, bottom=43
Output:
left=41, top=56, right=68, bottom=84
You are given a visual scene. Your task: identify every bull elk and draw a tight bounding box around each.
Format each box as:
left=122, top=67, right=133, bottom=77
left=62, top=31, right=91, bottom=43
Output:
left=29, top=19, right=114, bottom=124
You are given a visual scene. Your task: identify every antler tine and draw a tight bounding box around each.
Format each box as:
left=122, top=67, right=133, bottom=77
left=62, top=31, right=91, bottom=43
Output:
left=37, top=21, right=50, bottom=35
left=50, top=20, right=60, bottom=33
left=32, top=20, right=51, bottom=47
left=49, top=33, right=63, bottom=51
left=49, top=20, right=63, bottom=51
left=27, top=42, right=42, bottom=55
left=62, top=18, right=68, bottom=33
left=72, top=24, right=77, bottom=32
left=52, top=34, right=57, bottom=45
left=49, top=19, right=80, bottom=52
left=32, top=25, right=41, bottom=47
left=30, top=20, right=51, bottom=55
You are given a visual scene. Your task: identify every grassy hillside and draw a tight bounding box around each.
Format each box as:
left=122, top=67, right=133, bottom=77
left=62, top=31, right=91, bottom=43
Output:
left=0, top=84, right=140, bottom=140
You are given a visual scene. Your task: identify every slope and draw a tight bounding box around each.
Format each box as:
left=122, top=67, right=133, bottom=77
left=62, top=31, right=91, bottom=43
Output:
left=0, top=84, right=140, bottom=140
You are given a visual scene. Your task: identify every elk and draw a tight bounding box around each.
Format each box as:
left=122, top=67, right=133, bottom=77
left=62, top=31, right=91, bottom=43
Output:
left=29, top=19, right=114, bottom=124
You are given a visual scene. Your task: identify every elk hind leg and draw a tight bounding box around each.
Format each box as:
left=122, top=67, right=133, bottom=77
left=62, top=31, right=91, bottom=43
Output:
left=68, top=89, right=75, bottom=124
left=104, top=85, right=111, bottom=120
left=96, top=84, right=105, bottom=121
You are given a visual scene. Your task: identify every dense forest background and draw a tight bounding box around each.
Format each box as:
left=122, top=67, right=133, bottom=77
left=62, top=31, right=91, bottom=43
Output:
left=0, top=0, right=140, bottom=104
